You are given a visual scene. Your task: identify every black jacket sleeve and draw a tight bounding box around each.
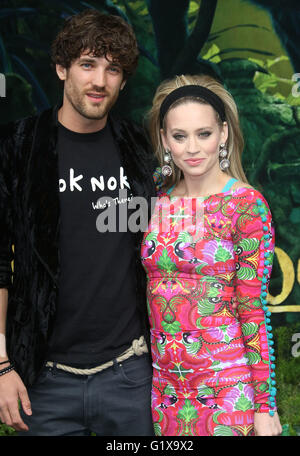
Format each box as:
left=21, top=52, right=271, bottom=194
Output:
left=0, top=125, right=15, bottom=289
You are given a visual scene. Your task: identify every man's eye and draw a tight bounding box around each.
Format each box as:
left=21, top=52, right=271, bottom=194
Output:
left=109, top=66, right=120, bottom=73
left=81, top=63, right=92, bottom=69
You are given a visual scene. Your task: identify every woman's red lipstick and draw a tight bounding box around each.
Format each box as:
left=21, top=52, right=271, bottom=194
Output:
left=184, top=158, right=205, bottom=166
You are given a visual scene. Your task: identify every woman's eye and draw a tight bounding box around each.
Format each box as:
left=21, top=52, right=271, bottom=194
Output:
left=173, top=134, right=185, bottom=141
left=172, top=132, right=211, bottom=141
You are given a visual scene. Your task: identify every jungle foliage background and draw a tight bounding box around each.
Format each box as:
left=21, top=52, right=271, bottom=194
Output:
left=0, top=0, right=299, bottom=436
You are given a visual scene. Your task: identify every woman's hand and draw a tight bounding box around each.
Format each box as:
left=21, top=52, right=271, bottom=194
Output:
left=254, top=411, right=282, bottom=436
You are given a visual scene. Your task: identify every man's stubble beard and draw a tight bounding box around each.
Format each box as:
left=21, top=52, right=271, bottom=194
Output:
left=65, top=83, right=118, bottom=120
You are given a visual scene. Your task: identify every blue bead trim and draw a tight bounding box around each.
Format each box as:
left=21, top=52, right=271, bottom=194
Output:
left=256, top=197, right=276, bottom=417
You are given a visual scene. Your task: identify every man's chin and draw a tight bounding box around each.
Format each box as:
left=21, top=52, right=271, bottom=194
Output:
left=80, top=107, right=108, bottom=121
left=84, top=113, right=107, bottom=120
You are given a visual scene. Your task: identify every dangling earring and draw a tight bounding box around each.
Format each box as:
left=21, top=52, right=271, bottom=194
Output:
left=162, top=148, right=173, bottom=176
left=219, top=143, right=230, bottom=171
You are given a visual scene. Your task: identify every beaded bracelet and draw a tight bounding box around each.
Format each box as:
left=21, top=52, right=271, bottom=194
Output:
left=0, top=364, right=15, bottom=376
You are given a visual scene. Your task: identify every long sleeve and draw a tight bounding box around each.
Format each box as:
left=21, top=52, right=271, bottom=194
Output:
left=0, top=134, right=14, bottom=289
left=232, top=189, right=276, bottom=415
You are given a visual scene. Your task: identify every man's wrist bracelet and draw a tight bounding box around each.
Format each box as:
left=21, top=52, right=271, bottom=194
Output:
left=0, top=364, right=15, bottom=376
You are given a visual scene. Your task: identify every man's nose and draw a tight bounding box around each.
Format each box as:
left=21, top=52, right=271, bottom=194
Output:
left=93, top=68, right=106, bottom=88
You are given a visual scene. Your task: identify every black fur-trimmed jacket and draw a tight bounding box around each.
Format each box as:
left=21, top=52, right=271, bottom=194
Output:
left=0, top=107, right=157, bottom=387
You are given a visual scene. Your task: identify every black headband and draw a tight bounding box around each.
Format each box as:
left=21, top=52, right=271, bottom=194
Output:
left=159, top=85, right=226, bottom=126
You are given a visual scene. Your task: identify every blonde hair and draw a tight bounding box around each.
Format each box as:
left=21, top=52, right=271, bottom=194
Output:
left=147, top=74, right=248, bottom=189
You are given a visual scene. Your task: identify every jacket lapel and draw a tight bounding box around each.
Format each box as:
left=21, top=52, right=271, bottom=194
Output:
left=27, top=107, right=60, bottom=285
left=109, top=115, right=156, bottom=204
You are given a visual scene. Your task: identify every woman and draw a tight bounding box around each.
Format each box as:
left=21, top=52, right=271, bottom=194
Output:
left=142, top=74, right=282, bottom=436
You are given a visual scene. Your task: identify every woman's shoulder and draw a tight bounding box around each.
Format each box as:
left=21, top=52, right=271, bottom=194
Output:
left=230, top=181, right=272, bottom=212
left=232, top=181, right=264, bottom=197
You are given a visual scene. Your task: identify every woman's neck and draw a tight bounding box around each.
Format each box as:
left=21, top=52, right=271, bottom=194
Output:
left=174, top=169, right=231, bottom=197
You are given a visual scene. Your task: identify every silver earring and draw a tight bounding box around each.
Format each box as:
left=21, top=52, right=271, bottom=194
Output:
left=219, top=143, right=230, bottom=171
left=162, top=148, right=173, bottom=176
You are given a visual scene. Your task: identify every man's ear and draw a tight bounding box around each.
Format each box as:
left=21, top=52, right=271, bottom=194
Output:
left=56, top=64, right=67, bottom=81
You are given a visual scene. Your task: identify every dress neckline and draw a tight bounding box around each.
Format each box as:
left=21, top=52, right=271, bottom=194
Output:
left=164, top=179, right=253, bottom=200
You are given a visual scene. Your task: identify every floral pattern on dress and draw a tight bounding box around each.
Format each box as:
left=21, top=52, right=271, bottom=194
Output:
left=142, top=186, right=276, bottom=436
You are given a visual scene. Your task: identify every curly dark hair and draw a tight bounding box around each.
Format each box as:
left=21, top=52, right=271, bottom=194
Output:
left=51, top=9, right=139, bottom=78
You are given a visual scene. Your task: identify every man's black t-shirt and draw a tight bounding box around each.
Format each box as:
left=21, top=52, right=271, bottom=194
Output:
left=47, top=121, right=141, bottom=366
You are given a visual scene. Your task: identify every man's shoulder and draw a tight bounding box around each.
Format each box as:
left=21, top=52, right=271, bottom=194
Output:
left=0, top=117, right=25, bottom=142
left=0, top=107, right=55, bottom=143
left=109, top=114, right=158, bottom=177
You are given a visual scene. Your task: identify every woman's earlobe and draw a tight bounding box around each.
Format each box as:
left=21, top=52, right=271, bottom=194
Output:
left=160, top=128, right=167, bottom=149
left=222, top=121, right=229, bottom=142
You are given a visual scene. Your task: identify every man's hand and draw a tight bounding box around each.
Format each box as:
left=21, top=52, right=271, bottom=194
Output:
left=254, top=411, right=282, bottom=436
left=0, top=368, right=32, bottom=431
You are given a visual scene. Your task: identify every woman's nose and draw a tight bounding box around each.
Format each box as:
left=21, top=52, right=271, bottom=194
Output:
left=187, top=136, right=199, bottom=154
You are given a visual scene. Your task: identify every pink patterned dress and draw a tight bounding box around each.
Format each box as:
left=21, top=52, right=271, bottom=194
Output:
left=141, top=179, right=276, bottom=436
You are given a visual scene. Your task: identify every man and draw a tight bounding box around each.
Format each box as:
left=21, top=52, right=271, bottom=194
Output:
left=0, top=10, right=157, bottom=436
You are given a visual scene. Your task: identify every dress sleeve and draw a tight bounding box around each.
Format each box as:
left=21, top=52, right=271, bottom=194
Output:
left=232, top=189, right=277, bottom=415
